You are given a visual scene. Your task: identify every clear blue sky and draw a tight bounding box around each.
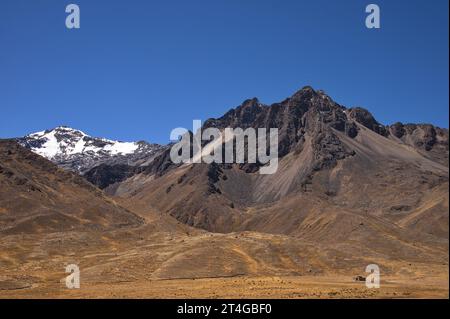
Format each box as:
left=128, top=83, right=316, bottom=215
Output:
left=1, top=0, right=448, bottom=144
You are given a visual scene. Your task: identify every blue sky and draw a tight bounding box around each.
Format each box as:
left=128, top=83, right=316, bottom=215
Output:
left=0, top=0, right=448, bottom=144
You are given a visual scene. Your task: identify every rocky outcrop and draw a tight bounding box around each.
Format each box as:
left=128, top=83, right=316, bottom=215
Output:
left=347, top=107, right=388, bottom=136
left=388, top=123, right=448, bottom=151
left=84, top=164, right=135, bottom=189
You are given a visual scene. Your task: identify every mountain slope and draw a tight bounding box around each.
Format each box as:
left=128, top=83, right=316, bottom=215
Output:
left=0, top=140, right=144, bottom=234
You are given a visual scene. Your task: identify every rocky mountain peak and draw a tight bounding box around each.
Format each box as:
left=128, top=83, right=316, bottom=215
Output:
left=16, top=126, right=164, bottom=174
left=290, top=85, right=317, bottom=99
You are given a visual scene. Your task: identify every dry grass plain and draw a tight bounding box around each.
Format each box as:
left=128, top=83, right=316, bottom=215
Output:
left=1, top=275, right=448, bottom=299
left=0, top=224, right=448, bottom=299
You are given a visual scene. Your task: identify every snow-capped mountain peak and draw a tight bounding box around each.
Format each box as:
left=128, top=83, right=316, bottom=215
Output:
left=16, top=126, right=163, bottom=173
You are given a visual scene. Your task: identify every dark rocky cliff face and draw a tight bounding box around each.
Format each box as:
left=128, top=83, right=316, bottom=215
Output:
left=198, top=87, right=364, bottom=175
left=84, top=164, right=135, bottom=189
left=202, top=86, right=358, bottom=160
left=347, top=107, right=388, bottom=136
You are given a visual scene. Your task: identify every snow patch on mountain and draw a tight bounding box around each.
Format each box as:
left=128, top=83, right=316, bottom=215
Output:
left=103, top=141, right=139, bottom=155
left=32, top=129, right=61, bottom=158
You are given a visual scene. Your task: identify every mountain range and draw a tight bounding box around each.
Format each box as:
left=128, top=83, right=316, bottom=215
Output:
left=1, top=86, right=448, bottom=298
